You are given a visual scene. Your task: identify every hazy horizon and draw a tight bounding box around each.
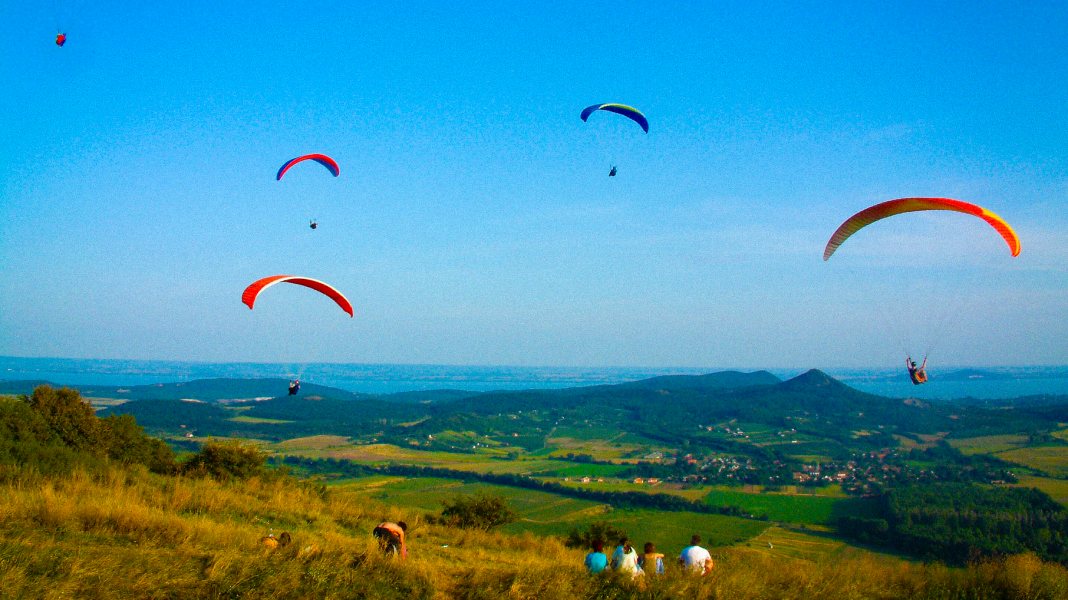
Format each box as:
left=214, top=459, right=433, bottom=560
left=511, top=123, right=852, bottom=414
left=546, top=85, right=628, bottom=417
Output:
left=5, top=355, right=1068, bottom=399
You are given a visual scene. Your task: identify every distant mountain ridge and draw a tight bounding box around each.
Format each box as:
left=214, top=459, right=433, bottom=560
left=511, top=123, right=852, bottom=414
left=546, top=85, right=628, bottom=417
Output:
left=8, top=370, right=1066, bottom=457
left=0, top=370, right=783, bottom=405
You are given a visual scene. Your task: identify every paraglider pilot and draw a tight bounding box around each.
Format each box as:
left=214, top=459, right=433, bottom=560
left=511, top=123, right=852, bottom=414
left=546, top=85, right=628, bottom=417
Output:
left=309, top=220, right=318, bottom=230
left=906, top=356, right=927, bottom=385
left=288, top=380, right=300, bottom=395
left=56, top=33, right=67, bottom=47
left=608, top=166, right=617, bottom=177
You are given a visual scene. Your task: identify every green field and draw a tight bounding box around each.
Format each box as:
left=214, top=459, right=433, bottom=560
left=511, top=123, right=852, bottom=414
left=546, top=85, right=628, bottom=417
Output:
left=229, top=415, right=294, bottom=424
left=948, top=434, right=1031, bottom=455
left=533, top=462, right=631, bottom=477
left=508, top=508, right=769, bottom=556
left=1012, top=475, right=1068, bottom=506
left=275, top=437, right=653, bottom=479
left=738, top=525, right=907, bottom=563
left=337, top=475, right=769, bottom=556
left=704, top=488, right=845, bottom=525
left=996, top=445, right=1068, bottom=478
left=553, top=479, right=709, bottom=501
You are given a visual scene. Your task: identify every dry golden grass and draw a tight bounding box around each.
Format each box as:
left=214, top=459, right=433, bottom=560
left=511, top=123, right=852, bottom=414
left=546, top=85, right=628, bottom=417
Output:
left=2, top=465, right=1066, bottom=599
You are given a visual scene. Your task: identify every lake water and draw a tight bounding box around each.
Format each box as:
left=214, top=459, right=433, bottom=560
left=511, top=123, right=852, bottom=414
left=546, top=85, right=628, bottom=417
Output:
left=2, top=356, right=1067, bottom=400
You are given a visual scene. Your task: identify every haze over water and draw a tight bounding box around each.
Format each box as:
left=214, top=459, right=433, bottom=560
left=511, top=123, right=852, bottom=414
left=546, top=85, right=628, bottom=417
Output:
left=3, top=356, right=1067, bottom=400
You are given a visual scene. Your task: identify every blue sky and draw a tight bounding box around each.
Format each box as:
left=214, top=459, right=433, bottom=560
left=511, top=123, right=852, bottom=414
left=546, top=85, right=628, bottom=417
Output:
left=1, top=1, right=1065, bottom=369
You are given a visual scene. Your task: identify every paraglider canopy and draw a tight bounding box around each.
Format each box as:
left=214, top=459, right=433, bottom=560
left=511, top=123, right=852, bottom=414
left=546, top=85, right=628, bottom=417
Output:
left=242, top=275, right=354, bottom=317
left=55, top=33, right=67, bottom=47
left=823, top=197, right=1021, bottom=261
left=276, top=154, right=340, bottom=180
left=580, top=103, right=649, bottom=133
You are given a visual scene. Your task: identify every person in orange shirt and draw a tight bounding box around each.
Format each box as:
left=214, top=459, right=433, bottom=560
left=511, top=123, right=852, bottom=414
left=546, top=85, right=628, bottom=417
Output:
left=373, top=521, right=408, bottom=559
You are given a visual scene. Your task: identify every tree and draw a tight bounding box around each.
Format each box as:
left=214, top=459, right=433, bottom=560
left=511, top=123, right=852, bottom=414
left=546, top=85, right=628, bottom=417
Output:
left=100, top=414, right=175, bottom=473
left=439, top=493, right=516, bottom=530
left=182, top=440, right=266, bottom=480
left=565, top=521, right=629, bottom=549
left=27, top=386, right=99, bottom=451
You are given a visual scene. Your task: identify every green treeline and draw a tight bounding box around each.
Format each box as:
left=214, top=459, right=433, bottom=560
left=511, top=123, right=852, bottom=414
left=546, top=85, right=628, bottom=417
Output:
left=837, top=483, right=1068, bottom=565
left=0, top=386, right=269, bottom=481
left=0, top=386, right=173, bottom=476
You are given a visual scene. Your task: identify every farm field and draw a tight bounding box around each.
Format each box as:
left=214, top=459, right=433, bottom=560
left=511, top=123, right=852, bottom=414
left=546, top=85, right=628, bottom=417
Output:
left=995, top=445, right=1068, bottom=478
left=948, top=434, right=1031, bottom=455
left=739, top=526, right=905, bottom=563
left=1011, top=475, right=1068, bottom=506
left=704, top=488, right=845, bottom=525
left=543, top=439, right=644, bottom=460
left=274, top=439, right=523, bottom=472
left=229, top=415, right=293, bottom=424
left=553, top=480, right=709, bottom=501
left=531, top=462, right=631, bottom=478
left=272, top=436, right=652, bottom=478
left=336, top=475, right=770, bottom=557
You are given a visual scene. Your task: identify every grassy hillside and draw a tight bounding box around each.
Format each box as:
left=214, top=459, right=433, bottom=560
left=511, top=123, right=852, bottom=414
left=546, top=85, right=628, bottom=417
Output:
left=3, top=464, right=1068, bottom=599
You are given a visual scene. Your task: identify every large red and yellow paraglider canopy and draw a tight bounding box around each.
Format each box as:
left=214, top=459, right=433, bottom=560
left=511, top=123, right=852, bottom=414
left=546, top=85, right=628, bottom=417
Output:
left=823, top=197, right=1021, bottom=261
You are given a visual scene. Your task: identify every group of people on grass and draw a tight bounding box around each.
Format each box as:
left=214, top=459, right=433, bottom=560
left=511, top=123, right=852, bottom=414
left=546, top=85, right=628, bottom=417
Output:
left=368, top=520, right=715, bottom=578
left=584, top=534, right=712, bottom=577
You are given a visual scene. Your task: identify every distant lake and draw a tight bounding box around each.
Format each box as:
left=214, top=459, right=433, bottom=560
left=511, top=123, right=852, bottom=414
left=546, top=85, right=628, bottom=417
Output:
left=825, top=369, right=1068, bottom=400
left=2, top=356, right=1067, bottom=400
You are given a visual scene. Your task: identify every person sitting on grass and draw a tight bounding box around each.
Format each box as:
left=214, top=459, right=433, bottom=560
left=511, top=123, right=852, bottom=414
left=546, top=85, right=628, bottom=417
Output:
left=612, top=538, right=643, bottom=577
left=584, top=540, right=608, bottom=573
left=679, top=534, right=713, bottom=575
left=639, top=542, right=665, bottom=575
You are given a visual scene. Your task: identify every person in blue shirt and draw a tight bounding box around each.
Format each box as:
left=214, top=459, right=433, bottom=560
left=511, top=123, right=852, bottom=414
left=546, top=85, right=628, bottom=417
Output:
left=584, top=540, right=608, bottom=573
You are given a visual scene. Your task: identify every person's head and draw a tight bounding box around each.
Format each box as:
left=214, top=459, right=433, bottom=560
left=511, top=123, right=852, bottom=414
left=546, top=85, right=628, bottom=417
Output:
left=690, top=534, right=701, bottom=546
left=620, top=537, right=631, bottom=550
left=397, top=521, right=408, bottom=532
left=644, top=542, right=655, bottom=554
left=592, top=540, right=604, bottom=552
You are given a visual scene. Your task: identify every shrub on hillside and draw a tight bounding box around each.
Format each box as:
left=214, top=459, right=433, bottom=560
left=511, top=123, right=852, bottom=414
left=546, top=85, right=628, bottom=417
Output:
left=0, top=396, right=86, bottom=476
left=27, top=386, right=100, bottom=452
left=565, top=521, right=629, bottom=549
left=437, top=493, right=516, bottom=530
left=182, top=440, right=266, bottom=480
left=99, top=413, right=175, bottom=473
left=0, top=387, right=175, bottom=476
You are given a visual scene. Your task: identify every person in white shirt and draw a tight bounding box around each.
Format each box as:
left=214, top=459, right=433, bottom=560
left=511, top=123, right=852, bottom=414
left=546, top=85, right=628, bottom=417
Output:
left=611, top=538, right=643, bottom=577
left=678, top=534, right=713, bottom=575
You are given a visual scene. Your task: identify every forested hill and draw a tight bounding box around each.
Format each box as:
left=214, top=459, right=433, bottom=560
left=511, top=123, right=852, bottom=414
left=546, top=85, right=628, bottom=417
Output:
left=10, top=370, right=1064, bottom=452
left=439, top=369, right=783, bottom=415
left=0, top=370, right=780, bottom=405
